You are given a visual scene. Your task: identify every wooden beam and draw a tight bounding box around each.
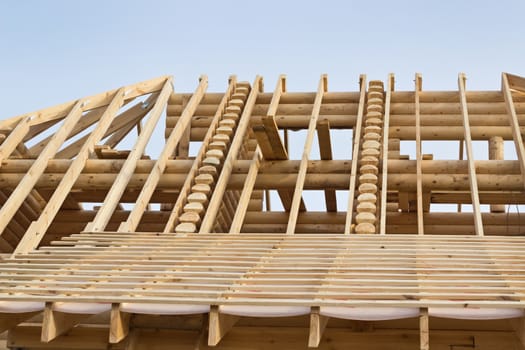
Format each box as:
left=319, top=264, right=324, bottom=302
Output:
left=286, top=74, right=327, bottom=234
left=208, top=305, right=239, bottom=346
left=458, top=73, right=484, bottom=236
left=415, top=73, right=424, bottom=235
left=419, top=307, right=429, bottom=350
left=0, top=100, right=84, bottom=240
left=502, top=72, right=525, bottom=189
left=109, top=303, right=131, bottom=344
left=457, top=140, right=464, bottom=212
left=84, top=78, right=173, bottom=232
left=317, top=120, right=337, bottom=212
left=199, top=76, right=263, bottom=233
left=56, top=94, right=156, bottom=159
left=163, top=77, right=237, bottom=233
left=118, top=76, right=207, bottom=232
left=505, top=72, right=525, bottom=92
left=308, top=306, right=329, bottom=348
left=14, top=88, right=126, bottom=254
left=0, top=116, right=32, bottom=167
left=344, top=75, right=367, bottom=234
left=229, top=149, right=261, bottom=233
left=379, top=73, right=394, bottom=234
left=41, top=302, right=92, bottom=342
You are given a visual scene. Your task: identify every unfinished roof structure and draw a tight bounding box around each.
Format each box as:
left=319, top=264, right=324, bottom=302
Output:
left=0, top=73, right=524, bottom=349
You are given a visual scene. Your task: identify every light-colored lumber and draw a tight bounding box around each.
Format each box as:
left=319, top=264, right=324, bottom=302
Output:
left=415, top=73, right=424, bottom=235
left=308, top=306, right=329, bottom=348
left=317, top=120, right=337, bottom=212
left=14, top=88, right=126, bottom=254
left=84, top=77, right=173, bottom=232
left=163, top=76, right=237, bottom=233
left=208, top=305, right=239, bottom=346
left=199, top=76, right=263, bottom=233
left=229, top=149, right=261, bottom=233
left=419, top=308, right=429, bottom=350
left=344, top=75, right=367, bottom=234
left=458, top=73, right=484, bottom=236
left=118, top=76, right=207, bottom=232
left=0, top=100, right=85, bottom=240
left=109, top=303, right=130, bottom=344
left=379, top=74, right=394, bottom=235
left=41, top=303, right=92, bottom=342
left=286, top=74, right=327, bottom=234
left=502, top=72, right=525, bottom=189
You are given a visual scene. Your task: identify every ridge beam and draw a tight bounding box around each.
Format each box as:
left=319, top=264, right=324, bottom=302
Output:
left=208, top=305, right=239, bottom=346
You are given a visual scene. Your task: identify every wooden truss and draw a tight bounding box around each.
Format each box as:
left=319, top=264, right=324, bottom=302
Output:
left=0, top=73, right=524, bottom=349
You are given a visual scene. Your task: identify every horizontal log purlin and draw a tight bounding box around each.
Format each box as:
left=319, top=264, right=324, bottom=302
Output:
left=0, top=159, right=521, bottom=175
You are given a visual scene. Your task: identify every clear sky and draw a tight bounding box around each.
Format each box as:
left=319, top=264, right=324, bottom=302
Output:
left=1, top=0, right=525, bottom=118
left=1, top=0, right=525, bottom=212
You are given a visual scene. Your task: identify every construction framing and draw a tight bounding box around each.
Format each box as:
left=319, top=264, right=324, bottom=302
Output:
left=0, top=73, right=524, bottom=349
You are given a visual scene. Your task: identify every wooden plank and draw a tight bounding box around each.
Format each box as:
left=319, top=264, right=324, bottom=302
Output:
left=109, top=303, right=130, bottom=344
left=458, top=73, right=484, bottom=236
left=286, top=75, right=327, bottom=234
left=502, top=72, right=525, bottom=188
left=0, top=116, right=32, bottom=167
left=457, top=140, right=464, bottom=212
left=199, top=76, right=263, bottom=234
left=118, top=76, right=207, bottom=232
left=308, top=306, right=329, bottom=348
left=419, top=307, right=429, bottom=350
left=41, top=302, right=92, bottom=342
left=317, top=120, right=337, bottom=212
left=84, top=78, right=173, bottom=232
left=3, top=76, right=169, bottom=130
left=506, top=72, right=525, bottom=92
left=14, top=88, right=126, bottom=254
left=415, top=73, right=424, bottom=235
left=344, top=75, right=367, bottom=234
left=56, top=94, right=157, bottom=159
left=229, top=149, right=261, bottom=233
left=208, top=305, right=239, bottom=346
left=379, top=74, right=394, bottom=234
left=162, top=76, right=237, bottom=233
left=0, top=100, right=84, bottom=240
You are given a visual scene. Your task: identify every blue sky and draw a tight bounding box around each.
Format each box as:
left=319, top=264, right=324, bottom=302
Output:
left=0, top=0, right=524, bottom=212
left=1, top=0, right=525, bottom=117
